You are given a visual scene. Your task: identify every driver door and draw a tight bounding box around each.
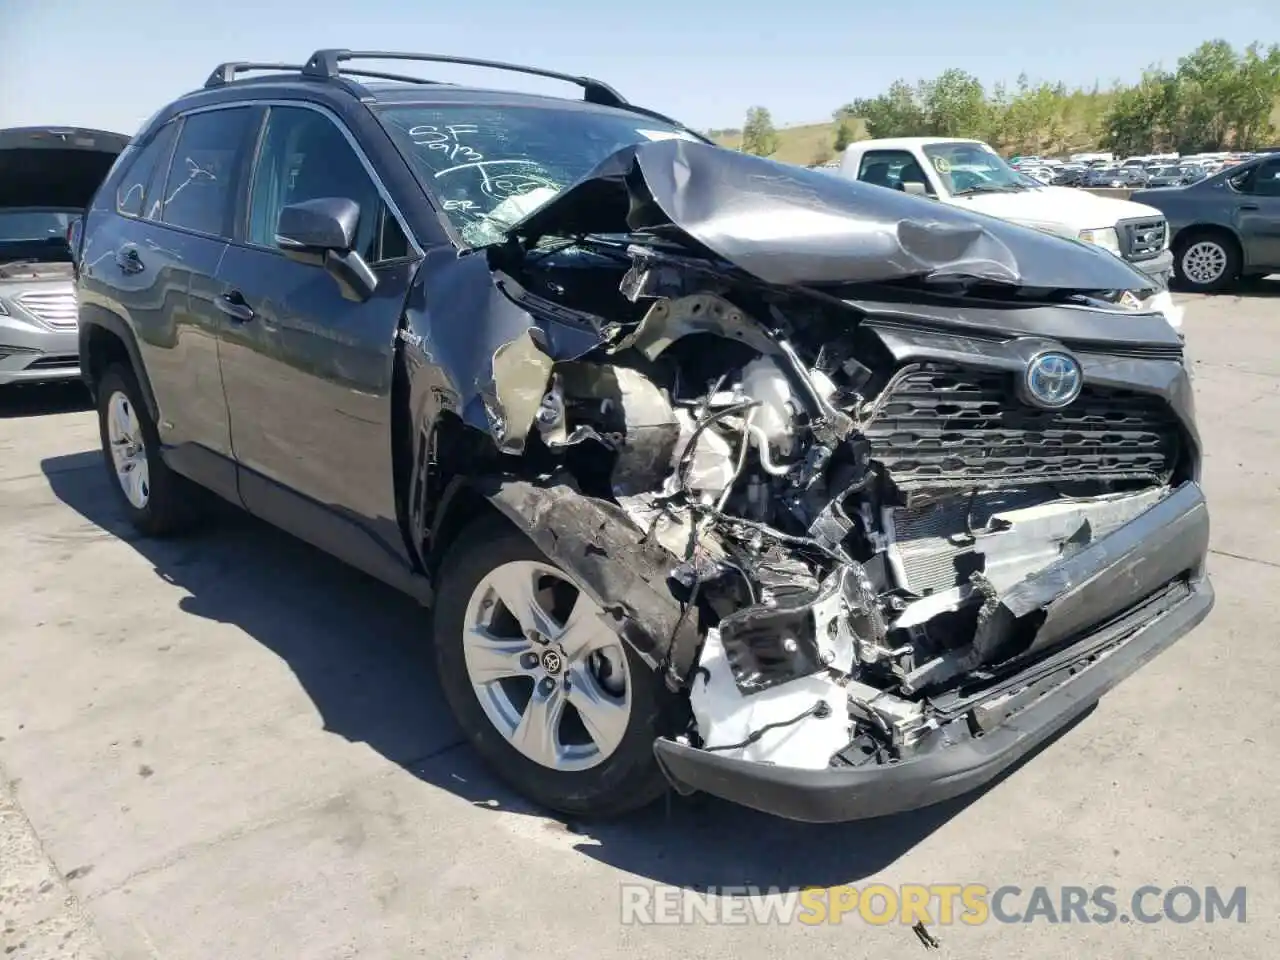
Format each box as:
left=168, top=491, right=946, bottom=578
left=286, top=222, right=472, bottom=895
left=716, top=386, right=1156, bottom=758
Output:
left=1234, top=158, right=1280, bottom=270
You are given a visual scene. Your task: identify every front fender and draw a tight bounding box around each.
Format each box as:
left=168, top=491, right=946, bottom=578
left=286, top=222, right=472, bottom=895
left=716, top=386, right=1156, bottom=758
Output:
left=475, top=476, right=701, bottom=688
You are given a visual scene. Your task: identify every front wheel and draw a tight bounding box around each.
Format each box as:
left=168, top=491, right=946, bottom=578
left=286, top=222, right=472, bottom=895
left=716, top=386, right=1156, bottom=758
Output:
left=1174, top=232, right=1240, bottom=292
left=432, top=519, right=675, bottom=818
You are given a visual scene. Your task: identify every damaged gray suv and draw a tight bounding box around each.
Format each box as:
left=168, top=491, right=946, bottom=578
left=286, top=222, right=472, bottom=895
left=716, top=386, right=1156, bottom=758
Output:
left=74, top=51, right=1213, bottom=822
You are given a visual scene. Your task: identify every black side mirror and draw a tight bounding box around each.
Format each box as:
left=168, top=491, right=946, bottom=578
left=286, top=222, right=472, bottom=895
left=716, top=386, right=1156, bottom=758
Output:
left=277, top=197, right=358, bottom=253
left=276, top=197, right=377, bottom=301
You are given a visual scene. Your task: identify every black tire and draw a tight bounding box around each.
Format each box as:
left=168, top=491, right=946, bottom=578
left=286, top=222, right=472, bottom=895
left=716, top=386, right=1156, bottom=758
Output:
left=1173, top=230, right=1241, bottom=293
left=433, top=518, right=676, bottom=819
left=96, top=363, right=205, bottom=536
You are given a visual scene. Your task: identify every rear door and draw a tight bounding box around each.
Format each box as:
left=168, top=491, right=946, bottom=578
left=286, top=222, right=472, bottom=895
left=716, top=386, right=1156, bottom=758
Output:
left=82, top=105, right=262, bottom=502
left=215, top=102, right=420, bottom=574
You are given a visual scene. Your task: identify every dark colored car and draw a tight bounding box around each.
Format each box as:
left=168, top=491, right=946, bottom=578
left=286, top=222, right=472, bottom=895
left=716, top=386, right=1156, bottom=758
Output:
left=1051, top=166, right=1086, bottom=186
left=1085, top=167, right=1128, bottom=188
left=1144, top=165, right=1188, bottom=188
left=0, top=127, right=129, bottom=386
left=1132, top=154, right=1280, bottom=291
left=74, top=50, right=1213, bottom=823
left=1120, top=167, right=1149, bottom=187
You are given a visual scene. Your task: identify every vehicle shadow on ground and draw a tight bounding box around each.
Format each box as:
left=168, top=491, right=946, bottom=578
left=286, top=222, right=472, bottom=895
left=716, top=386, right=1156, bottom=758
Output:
left=41, top=450, right=1091, bottom=890
left=0, top=381, right=92, bottom=419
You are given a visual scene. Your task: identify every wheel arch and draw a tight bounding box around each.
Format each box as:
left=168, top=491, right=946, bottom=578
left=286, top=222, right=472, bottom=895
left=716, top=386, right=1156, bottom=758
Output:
left=78, top=306, right=159, bottom=420
left=455, top=476, right=703, bottom=688
left=1172, top=222, right=1243, bottom=257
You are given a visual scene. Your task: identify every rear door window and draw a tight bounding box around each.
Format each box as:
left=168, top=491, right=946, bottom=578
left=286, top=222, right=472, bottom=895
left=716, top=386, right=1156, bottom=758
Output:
left=115, top=122, right=178, bottom=218
left=160, top=107, right=259, bottom=238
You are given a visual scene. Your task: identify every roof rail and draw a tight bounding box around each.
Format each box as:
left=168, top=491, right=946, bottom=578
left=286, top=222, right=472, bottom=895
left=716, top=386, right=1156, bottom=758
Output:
left=301, top=49, right=629, bottom=107
left=205, top=62, right=306, bottom=88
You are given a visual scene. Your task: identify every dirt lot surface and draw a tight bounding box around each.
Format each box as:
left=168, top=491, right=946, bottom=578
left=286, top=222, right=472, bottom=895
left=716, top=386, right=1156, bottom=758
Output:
left=2, top=284, right=1277, bottom=959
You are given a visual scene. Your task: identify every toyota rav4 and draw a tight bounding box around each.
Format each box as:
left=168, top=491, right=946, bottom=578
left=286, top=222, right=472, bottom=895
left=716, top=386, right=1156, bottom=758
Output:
left=74, top=51, right=1213, bottom=822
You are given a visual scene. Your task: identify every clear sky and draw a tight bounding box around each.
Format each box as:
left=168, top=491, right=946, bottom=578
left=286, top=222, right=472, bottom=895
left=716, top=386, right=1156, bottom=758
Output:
left=3, top=0, right=1277, bottom=135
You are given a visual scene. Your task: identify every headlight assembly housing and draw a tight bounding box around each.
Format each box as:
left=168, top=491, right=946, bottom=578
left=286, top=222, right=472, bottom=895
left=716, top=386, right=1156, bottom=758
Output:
left=1079, top=226, right=1122, bottom=256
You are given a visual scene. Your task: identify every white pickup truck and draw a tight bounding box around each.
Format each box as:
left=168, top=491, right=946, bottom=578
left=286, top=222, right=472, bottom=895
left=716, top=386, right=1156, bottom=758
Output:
left=839, top=138, right=1179, bottom=317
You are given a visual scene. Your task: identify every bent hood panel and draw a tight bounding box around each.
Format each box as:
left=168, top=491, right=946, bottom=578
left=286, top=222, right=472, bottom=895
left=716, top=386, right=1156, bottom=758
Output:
left=510, top=140, right=1156, bottom=291
left=0, top=127, right=130, bottom=210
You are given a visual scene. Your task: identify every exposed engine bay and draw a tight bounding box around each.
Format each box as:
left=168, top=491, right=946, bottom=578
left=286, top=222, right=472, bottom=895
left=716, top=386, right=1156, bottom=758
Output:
left=395, top=137, right=1206, bottom=788
left=468, top=229, right=1193, bottom=774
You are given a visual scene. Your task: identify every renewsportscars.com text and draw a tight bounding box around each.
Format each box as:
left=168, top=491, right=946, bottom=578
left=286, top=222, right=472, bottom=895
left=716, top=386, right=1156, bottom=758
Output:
left=619, top=884, right=1247, bottom=926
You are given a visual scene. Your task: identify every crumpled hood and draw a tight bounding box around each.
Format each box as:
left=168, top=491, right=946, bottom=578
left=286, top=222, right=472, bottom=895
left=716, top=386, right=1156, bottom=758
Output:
left=510, top=140, right=1156, bottom=292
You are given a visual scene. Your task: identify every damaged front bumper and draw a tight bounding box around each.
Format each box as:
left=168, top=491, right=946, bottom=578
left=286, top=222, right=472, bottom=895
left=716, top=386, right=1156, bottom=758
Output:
left=652, top=481, right=1213, bottom=823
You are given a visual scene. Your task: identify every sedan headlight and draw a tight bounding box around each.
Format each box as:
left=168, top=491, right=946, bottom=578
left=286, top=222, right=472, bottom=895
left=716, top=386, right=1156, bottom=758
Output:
left=1079, top=226, right=1122, bottom=256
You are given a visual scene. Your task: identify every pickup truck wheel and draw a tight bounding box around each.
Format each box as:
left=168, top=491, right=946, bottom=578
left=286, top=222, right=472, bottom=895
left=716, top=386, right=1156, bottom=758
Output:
left=433, top=520, right=673, bottom=818
left=96, top=364, right=204, bottom=536
left=1174, top=232, right=1239, bottom=292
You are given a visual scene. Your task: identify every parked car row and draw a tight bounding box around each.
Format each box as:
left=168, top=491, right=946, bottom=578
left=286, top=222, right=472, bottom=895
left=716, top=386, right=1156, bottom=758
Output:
left=1011, top=150, right=1270, bottom=190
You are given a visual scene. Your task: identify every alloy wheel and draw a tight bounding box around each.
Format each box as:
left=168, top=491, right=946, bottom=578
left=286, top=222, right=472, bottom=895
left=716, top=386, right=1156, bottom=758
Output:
left=1181, top=241, right=1228, bottom=286
left=462, top=560, right=632, bottom=772
left=106, top=390, right=150, bottom=509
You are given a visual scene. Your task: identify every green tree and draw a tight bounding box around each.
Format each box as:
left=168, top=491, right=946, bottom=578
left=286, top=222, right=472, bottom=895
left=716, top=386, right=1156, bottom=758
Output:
left=1221, top=42, right=1280, bottom=149
left=850, top=80, right=929, bottom=138
left=998, top=75, right=1066, bottom=154
left=1103, top=69, right=1177, bottom=155
left=741, top=107, right=779, bottom=156
left=920, top=68, right=989, bottom=138
left=813, top=39, right=1278, bottom=160
left=833, top=119, right=853, bottom=152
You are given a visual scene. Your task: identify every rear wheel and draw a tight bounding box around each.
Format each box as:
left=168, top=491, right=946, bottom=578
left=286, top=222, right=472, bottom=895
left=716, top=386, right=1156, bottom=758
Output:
left=1173, top=231, right=1240, bottom=292
left=433, top=519, right=674, bottom=818
left=96, top=364, right=205, bottom=536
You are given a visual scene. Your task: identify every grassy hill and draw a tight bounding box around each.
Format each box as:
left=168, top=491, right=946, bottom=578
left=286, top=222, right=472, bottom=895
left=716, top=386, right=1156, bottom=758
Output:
left=714, top=99, right=1280, bottom=165
left=712, top=119, right=867, bottom=166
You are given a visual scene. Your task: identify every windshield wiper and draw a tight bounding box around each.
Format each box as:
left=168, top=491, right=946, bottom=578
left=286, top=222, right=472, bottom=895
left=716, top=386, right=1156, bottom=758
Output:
left=952, top=182, right=1023, bottom=196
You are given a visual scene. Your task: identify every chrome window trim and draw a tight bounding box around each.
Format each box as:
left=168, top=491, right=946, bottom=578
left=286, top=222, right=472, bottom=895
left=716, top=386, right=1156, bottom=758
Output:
left=155, top=99, right=422, bottom=257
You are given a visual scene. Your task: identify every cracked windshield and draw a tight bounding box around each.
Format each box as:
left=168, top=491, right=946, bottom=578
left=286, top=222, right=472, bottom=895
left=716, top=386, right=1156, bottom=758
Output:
left=378, top=105, right=699, bottom=246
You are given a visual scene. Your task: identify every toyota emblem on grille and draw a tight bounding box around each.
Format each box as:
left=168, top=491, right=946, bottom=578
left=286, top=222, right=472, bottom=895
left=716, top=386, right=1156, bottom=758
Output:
left=1022, top=351, right=1083, bottom=409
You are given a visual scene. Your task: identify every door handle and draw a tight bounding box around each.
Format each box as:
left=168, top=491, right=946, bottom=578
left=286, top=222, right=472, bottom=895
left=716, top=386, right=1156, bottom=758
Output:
left=1239, top=204, right=1260, bottom=211
left=114, top=248, right=144, bottom=274
left=214, top=291, right=255, bottom=323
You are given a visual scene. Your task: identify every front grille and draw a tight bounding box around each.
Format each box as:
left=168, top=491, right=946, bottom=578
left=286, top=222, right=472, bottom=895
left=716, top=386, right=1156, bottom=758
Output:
left=14, top=289, right=78, bottom=331
left=1119, top=217, right=1167, bottom=262
left=865, top=364, right=1181, bottom=488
